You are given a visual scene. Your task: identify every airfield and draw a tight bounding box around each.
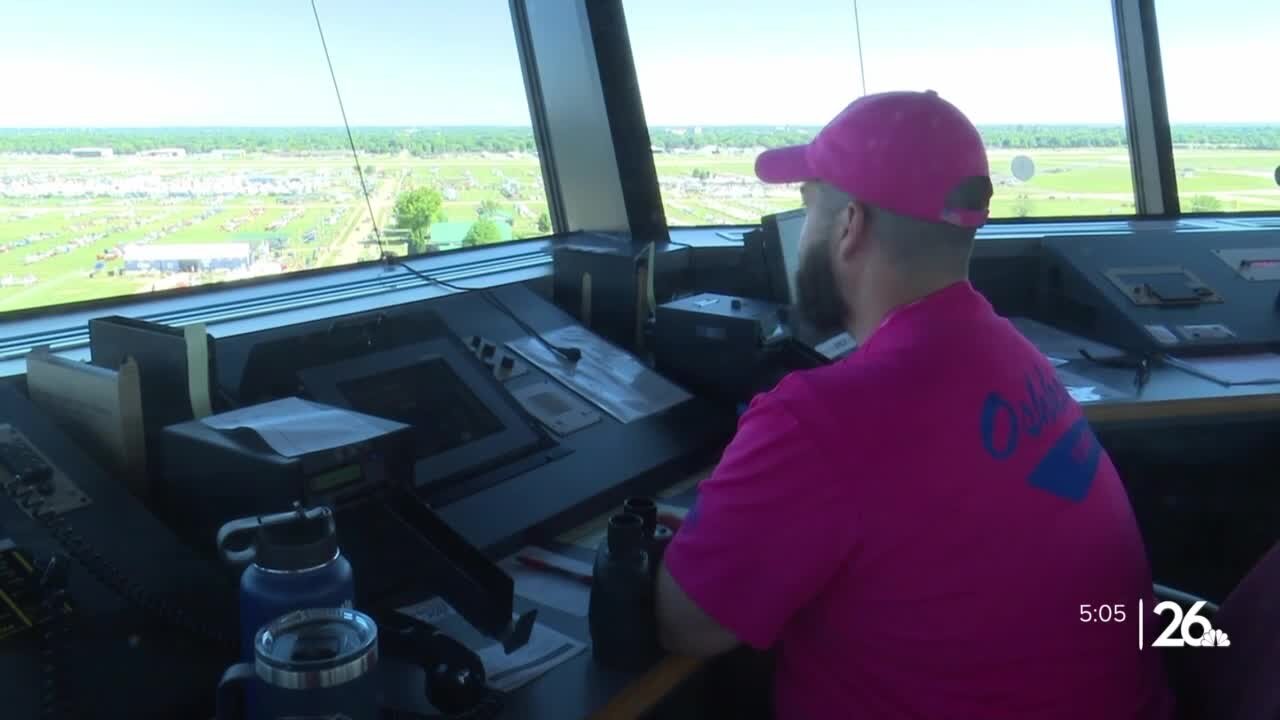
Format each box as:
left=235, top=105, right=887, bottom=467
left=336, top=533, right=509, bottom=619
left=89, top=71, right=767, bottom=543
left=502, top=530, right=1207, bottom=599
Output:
left=2, top=147, right=1277, bottom=313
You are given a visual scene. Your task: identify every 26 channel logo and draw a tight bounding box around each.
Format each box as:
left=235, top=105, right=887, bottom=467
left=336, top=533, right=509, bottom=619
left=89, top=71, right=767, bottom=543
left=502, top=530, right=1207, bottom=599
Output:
left=1079, top=600, right=1231, bottom=648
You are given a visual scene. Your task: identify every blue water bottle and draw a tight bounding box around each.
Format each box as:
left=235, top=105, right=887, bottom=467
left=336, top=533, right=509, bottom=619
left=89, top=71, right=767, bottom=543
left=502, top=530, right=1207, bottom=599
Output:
left=216, top=504, right=355, bottom=658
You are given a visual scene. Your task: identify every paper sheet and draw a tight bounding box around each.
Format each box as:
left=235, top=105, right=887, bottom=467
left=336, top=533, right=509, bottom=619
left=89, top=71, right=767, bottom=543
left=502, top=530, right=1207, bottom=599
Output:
left=397, top=596, right=457, bottom=625
left=499, top=553, right=591, bottom=618
left=507, top=326, right=691, bottom=423
left=1066, top=386, right=1102, bottom=403
left=397, top=598, right=586, bottom=693
left=1165, top=353, right=1280, bottom=386
left=477, top=622, right=587, bottom=692
left=1054, top=368, right=1127, bottom=401
left=201, top=397, right=390, bottom=457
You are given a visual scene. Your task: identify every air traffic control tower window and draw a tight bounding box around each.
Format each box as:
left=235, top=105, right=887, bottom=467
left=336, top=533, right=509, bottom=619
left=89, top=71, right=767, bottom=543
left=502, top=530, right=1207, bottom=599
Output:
left=0, top=1, right=547, bottom=316
left=1157, top=0, right=1280, bottom=213
left=624, top=0, right=1137, bottom=225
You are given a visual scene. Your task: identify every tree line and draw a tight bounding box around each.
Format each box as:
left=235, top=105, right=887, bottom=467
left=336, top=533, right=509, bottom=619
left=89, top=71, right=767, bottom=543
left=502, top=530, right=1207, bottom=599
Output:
left=1, top=124, right=1277, bottom=154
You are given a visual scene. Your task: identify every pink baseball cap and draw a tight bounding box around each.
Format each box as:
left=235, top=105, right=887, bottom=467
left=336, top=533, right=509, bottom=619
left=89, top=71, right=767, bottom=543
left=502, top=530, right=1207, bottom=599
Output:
left=755, top=90, right=993, bottom=227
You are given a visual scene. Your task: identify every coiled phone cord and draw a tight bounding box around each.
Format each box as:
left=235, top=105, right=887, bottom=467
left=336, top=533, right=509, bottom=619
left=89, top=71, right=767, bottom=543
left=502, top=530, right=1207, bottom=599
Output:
left=2, top=479, right=237, bottom=657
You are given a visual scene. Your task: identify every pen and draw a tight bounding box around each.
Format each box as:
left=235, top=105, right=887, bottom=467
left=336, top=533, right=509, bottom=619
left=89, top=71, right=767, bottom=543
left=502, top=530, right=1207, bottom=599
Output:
left=516, top=554, right=594, bottom=586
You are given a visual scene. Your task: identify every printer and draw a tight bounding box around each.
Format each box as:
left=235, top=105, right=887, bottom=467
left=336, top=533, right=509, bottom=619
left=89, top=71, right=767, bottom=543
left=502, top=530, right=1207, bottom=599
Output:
left=158, top=398, right=416, bottom=561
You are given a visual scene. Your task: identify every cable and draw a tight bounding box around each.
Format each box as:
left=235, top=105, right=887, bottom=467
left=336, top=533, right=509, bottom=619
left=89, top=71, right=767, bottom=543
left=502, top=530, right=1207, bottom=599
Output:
left=310, top=0, right=386, bottom=261
left=308, top=0, right=579, bottom=364
left=309, top=2, right=578, bottom=364
left=391, top=262, right=581, bottom=363
left=852, top=0, right=867, bottom=97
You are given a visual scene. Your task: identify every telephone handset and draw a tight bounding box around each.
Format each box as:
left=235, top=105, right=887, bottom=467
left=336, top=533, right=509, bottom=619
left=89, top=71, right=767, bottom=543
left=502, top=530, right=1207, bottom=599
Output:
left=0, top=382, right=236, bottom=719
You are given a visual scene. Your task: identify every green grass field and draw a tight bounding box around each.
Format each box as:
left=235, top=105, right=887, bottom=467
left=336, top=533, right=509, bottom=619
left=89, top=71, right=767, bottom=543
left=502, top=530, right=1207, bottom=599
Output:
left=1, top=146, right=1276, bottom=313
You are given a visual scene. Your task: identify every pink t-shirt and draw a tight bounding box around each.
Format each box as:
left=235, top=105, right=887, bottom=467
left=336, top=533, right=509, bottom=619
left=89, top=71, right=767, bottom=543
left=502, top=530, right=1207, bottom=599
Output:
left=664, top=281, right=1173, bottom=719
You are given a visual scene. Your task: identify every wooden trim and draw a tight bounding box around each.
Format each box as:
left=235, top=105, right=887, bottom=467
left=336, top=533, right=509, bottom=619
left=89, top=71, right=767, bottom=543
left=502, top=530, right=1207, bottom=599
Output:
left=587, top=655, right=707, bottom=720
left=1085, top=393, right=1280, bottom=425
left=584, top=392, right=1280, bottom=719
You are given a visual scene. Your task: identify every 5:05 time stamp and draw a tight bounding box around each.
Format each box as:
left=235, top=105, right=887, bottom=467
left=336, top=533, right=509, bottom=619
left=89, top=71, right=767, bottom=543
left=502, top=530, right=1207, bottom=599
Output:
left=1080, top=601, right=1231, bottom=649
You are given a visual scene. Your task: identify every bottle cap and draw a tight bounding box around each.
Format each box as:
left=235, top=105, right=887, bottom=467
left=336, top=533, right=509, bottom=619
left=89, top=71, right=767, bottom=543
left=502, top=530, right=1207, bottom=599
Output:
left=622, top=497, right=658, bottom=535
left=607, top=512, right=645, bottom=555
left=256, top=505, right=340, bottom=571
left=254, top=608, right=377, bottom=689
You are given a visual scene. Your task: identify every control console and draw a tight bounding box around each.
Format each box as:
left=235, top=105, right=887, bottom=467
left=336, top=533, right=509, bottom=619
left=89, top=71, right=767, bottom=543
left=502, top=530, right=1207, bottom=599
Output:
left=0, top=425, right=91, bottom=518
left=1040, top=229, right=1280, bottom=355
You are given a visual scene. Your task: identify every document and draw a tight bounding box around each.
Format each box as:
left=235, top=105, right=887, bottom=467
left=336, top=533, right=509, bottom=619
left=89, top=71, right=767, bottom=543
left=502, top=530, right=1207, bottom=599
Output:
left=499, top=552, right=591, bottom=618
left=1054, top=368, right=1126, bottom=403
left=1067, top=386, right=1103, bottom=403
left=200, top=397, right=389, bottom=457
left=507, top=326, right=691, bottom=423
left=397, top=596, right=457, bottom=625
left=397, top=597, right=586, bottom=693
left=475, top=622, right=586, bottom=692
left=1165, top=353, right=1280, bottom=386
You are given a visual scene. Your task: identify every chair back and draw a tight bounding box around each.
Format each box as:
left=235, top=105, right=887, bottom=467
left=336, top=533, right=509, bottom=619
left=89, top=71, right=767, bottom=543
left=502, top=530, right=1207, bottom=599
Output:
left=1192, top=541, right=1280, bottom=719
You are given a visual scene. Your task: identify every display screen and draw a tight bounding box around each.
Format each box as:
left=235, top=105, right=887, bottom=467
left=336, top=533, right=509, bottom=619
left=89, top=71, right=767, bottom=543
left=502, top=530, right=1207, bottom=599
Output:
left=774, top=212, right=805, bottom=304
left=309, top=464, right=362, bottom=494
left=337, top=357, right=505, bottom=460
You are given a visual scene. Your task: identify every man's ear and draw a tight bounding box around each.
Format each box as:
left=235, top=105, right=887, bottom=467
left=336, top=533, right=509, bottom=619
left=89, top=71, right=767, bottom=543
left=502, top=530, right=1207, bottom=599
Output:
left=835, top=201, right=867, bottom=262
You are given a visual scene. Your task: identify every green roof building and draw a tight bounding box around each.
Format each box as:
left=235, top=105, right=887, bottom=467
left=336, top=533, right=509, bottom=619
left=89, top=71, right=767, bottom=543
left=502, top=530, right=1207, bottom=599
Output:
left=430, top=220, right=513, bottom=247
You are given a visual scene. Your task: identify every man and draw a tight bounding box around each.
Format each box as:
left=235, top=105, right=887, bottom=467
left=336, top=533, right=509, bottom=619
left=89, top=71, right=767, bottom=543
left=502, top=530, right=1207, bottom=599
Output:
left=655, top=91, right=1173, bottom=719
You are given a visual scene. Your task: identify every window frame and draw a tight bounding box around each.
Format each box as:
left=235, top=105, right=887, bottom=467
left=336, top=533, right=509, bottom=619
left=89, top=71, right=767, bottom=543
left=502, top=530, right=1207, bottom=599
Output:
left=5, top=0, right=1278, bottom=371
left=0, top=0, right=599, bottom=357
left=624, top=0, right=1276, bottom=230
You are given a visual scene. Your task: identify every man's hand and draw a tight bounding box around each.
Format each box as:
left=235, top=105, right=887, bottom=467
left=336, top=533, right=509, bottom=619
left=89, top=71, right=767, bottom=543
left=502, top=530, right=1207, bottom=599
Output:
left=655, top=562, right=740, bottom=657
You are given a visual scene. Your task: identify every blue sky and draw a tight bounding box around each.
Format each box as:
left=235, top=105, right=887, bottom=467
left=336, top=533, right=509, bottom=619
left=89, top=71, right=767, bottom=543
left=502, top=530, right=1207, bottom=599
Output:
left=0, top=0, right=1274, bottom=128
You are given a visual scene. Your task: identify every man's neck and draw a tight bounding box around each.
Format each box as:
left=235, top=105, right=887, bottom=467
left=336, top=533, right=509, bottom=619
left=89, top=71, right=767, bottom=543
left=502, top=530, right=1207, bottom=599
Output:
left=849, top=272, right=968, bottom=343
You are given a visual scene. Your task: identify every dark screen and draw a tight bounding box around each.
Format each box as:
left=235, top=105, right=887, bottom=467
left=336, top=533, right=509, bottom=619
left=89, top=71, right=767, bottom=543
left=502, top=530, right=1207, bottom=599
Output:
left=337, top=357, right=504, bottom=460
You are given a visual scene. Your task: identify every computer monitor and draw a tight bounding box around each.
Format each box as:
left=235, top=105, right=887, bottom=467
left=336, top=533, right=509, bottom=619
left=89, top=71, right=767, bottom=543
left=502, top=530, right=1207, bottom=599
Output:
left=228, top=304, right=454, bottom=406
left=298, top=337, right=546, bottom=491
left=751, top=208, right=858, bottom=358
left=759, top=208, right=806, bottom=305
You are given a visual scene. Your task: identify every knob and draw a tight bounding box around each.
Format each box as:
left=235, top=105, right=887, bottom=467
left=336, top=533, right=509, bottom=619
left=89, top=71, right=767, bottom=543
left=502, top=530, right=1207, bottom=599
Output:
left=730, top=298, right=742, bottom=311
left=499, top=356, right=515, bottom=371
left=481, top=344, right=496, bottom=360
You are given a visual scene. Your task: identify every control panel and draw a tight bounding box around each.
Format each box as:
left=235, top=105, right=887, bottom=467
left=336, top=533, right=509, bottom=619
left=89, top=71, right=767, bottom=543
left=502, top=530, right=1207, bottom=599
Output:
left=652, top=292, right=802, bottom=401
left=465, top=335, right=529, bottom=382
left=465, top=334, right=604, bottom=437
left=0, top=424, right=90, bottom=518
left=0, top=537, right=57, bottom=641
left=1039, top=230, right=1280, bottom=355
left=0, top=382, right=234, bottom=719
left=509, top=381, right=602, bottom=436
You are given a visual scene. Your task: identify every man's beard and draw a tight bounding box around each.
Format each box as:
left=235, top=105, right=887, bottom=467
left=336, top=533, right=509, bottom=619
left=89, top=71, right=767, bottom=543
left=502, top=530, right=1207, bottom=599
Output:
left=794, top=237, right=849, bottom=338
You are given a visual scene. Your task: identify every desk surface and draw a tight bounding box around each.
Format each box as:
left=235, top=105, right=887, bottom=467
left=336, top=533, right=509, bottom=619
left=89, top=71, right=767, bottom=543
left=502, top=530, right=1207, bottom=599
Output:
left=511, top=362, right=1280, bottom=720
left=496, top=469, right=707, bottom=720
left=1068, top=361, right=1280, bottom=425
